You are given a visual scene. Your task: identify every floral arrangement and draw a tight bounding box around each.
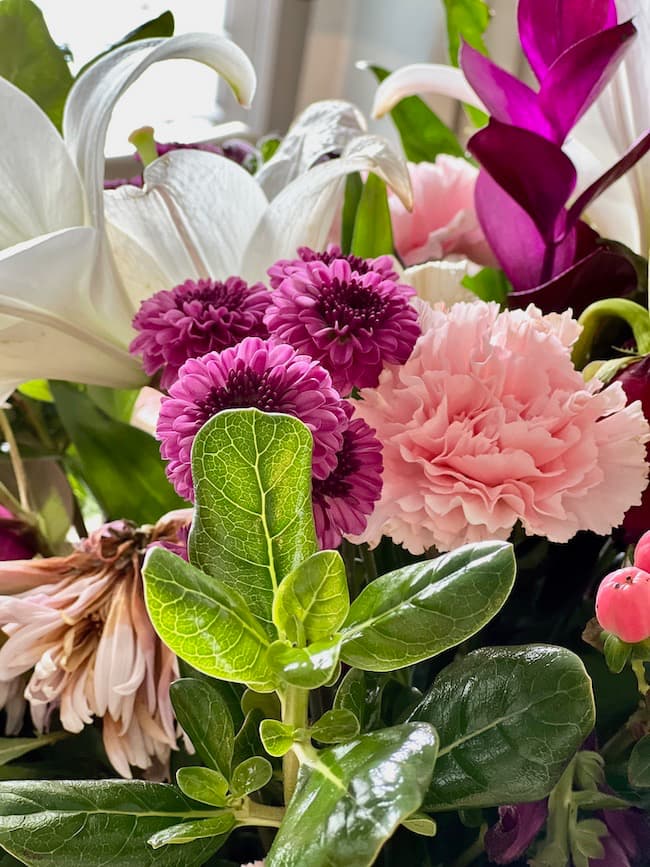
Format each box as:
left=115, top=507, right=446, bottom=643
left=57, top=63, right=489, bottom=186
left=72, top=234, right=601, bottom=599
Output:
left=0, top=0, right=649, bottom=865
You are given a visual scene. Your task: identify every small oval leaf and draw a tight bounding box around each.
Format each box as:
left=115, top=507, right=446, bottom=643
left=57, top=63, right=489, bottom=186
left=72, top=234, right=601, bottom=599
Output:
left=230, top=756, right=273, bottom=798
left=148, top=813, right=235, bottom=849
left=311, top=709, right=360, bottom=744
left=176, top=767, right=229, bottom=807
left=266, top=636, right=342, bottom=689
left=260, top=720, right=298, bottom=758
left=170, top=678, right=235, bottom=779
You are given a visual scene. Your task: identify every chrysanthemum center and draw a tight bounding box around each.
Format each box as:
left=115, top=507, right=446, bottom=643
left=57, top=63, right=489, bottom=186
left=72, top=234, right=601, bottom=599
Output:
left=317, top=279, right=388, bottom=334
left=176, top=280, right=246, bottom=310
left=199, top=367, right=284, bottom=416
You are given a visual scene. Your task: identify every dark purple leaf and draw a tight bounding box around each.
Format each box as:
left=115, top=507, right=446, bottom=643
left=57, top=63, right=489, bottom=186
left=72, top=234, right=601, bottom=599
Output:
left=469, top=122, right=576, bottom=241
left=540, top=21, right=637, bottom=143
left=518, top=0, right=618, bottom=81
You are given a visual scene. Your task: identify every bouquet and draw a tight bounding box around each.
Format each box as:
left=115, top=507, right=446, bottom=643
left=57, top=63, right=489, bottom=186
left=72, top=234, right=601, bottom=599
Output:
left=0, top=0, right=648, bottom=864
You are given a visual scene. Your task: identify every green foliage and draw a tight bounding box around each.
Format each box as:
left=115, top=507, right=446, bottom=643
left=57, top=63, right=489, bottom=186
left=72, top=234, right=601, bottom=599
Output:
left=350, top=173, right=394, bottom=258
left=76, top=11, right=174, bottom=76
left=148, top=815, right=234, bottom=850
left=266, top=724, right=438, bottom=867
left=176, top=767, right=229, bottom=807
left=340, top=541, right=516, bottom=671
left=412, top=645, right=596, bottom=809
left=443, top=0, right=490, bottom=65
left=229, top=757, right=272, bottom=798
left=341, top=172, right=363, bottom=254
left=51, top=382, right=184, bottom=524
left=170, top=678, right=235, bottom=779
left=462, top=267, right=511, bottom=304
left=266, top=636, right=342, bottom=689
left=260, top=720, right=298, bottom=758
left=0, top=733, right=66, bottom=766
left=0, top=780, right=226, bottom=864
left=365, top=65, right=463, bottom=161
left=189, top=409, right=317, bottom=634
left=629, top=734, right=650, bottom=788
left=0, top=0, right=73, bottom=130
left=310, top=709, right=360, bottom=744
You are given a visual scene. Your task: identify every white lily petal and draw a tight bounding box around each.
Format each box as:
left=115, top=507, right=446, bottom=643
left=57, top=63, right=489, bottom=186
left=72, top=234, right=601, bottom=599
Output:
left=403, top=261, right=477, bottom=307
left=0, top=227, right=134, bottom=348
left=372, top=63, right=485, bottom=118
left=105, top=221, right=174, bottom=307
left=241, top=134, right=412, bottom=283
left=0, top=78, right=84, bottom=250
left=105, top=150, right=268, bottom=289
left=63, top=33, right=256, bottom=233
left=256, top=99, right=367, bottom=200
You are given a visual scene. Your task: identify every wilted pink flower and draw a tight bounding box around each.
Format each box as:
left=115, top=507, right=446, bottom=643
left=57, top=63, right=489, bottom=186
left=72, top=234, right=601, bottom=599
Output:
left=0, top=506, right=35, bottom=561
left=351, top=302, right=650, bottom=554
left=130, top=277, right=271, bottom=389
left=264, top=258, right=420, bottom=395
left=267, top=244, right=399, bottom=289
left=157, top=337, right=348, bottom=501
left=312, top=403, right=383, bottom=549
left=388, top=157, right=497, bottom=268
left=0, top=511, right=191, bottom=778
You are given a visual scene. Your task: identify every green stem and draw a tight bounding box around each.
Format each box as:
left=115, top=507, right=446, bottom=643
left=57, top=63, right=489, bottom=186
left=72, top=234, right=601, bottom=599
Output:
left=573, top=298, right=650, bottom=368
left=281, top=687, right=309, bottom=804
left=360, top=543, right=377, bottom=584
left=601, top=724, right=636, bottom=763
left=234, top=801, right=285, bottom=829
left=0, top=410, right=31, bottom=511
left=632, top=659, right=649, bottom=695
left=451, top=823, right=487, bottom=867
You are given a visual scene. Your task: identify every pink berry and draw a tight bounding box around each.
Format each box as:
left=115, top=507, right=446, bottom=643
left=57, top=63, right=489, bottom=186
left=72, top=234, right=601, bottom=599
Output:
left=595, top=566, right=650, bottom=644
left=634, top=531, right=650, bottom=572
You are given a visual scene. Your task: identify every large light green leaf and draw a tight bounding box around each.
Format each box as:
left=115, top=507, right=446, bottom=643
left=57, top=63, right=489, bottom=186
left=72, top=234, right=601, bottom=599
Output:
left=341, top=541, right=516, bottom=671
left=365, top=65, right=463, bottom=161
left=169, top=678, right=234, bottom=779
left=189, top=409, right=317, bottom=635
left=266, top=723, right=438, bottom=867
left=143, top=547, right=276, bottom=691
left=0, top=0, right=73, bottom=130
left=273, top=550, right=349, bottom=645
left=443, top=0, right=490, bottom=65
left=0, top=780, right=225, bottom=865
left=411, top=645, right=596, bottom=810
left=350, top=172, right=394, bottom=258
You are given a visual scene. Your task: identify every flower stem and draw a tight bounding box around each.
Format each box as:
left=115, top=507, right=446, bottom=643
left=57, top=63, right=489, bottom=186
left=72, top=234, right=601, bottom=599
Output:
left=0, top=410, right=30, bottom=511
left=632, top=659, right=649, bottom=695
left=573, top=298, right=650, bottom=368
left=234, top=800, right=285, bottom=829
left=281, top=686, right=309, bottom=804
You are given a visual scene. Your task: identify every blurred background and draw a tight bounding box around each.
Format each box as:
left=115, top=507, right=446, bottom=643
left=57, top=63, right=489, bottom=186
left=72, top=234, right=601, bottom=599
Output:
left=36, top=0, right=522, bottom=156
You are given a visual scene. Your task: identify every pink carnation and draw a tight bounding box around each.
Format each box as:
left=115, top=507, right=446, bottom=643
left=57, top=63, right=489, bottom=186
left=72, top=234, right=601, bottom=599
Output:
left=351, top=302, right=650, bottom=554
left=388, top=157, right=497, bottom=268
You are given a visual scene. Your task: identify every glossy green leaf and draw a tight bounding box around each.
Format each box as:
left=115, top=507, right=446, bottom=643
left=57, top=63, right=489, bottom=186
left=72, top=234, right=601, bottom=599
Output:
left=266, top=636, right=342, bottom=689
left=365, top=65, right=463, bottom=161
left=176, top=767, right=229, bottom=807
left=232, top=709, right=265, bottom=768
left=259, top=720, right=298, bottom=758
left=149, top=814, right=234, bottom=849
left=570, top=818, right=607, bottom=867
left=0, top=780, right=226, bottom=865
left=462, top=267, right=510, bottom=305
left=51, top=382, right=184, bottom=524
left=86, top=386, right=140, bottom=424
left=77, top=11, right=174, bottom=77
left=0, top=0, right=73, bottom=130
left=266, top=723, right=438, bottom=867
left=0, top=732, right=66, bottom=766
left=143, top=547, right=276, bottom=691
left=230, top=756, right=273, bottom=798
left=402, top=814, right=437, bottom=837
left=350, top=172, right=394, bottom=258
left=629, top=734, right=650, bottom=788
left=411, top=645, right=595, bottom=809
left=273, top=550, right=349, bottom=645
left=341, top=541, right=516, bottom=671
left=333, top=669, right=387, bottom=732
left=443, top=0, right=490, bottom=65
left=311, top=709, right=360, bottom=744
left=241, top=689, right=281, bottom=719
left=170, top=678, right=234, bottom=779
left=190, top=409, right=317, bottom=635
left=341, top=171, right=363, bottom=254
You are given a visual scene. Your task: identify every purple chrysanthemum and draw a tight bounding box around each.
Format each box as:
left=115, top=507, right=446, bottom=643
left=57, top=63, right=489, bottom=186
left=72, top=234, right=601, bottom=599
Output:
left=268, top=244, right=399, bottom=289
left=312, top=405, right=383, bottom=549
left=157, top=337, right=348, bottom=501
left=264, top=257, right=420, bottom=395
left=130, top=277, right=272, bottom=390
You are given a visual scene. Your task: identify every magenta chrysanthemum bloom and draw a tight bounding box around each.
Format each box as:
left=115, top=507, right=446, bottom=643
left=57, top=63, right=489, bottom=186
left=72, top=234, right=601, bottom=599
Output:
left=157, top=337, right=348, bottom=500
left=312, top=404, right=383, bottom=549
left=264, top=258, right=420, bottom=395
left=130, top=277, right=271, bottom=390
left=268, top=244, right=399, bottom=289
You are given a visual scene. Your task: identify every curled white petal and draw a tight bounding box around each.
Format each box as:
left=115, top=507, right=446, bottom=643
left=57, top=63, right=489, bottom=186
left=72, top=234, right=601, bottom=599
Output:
left=371, top=63, right=485, bottom=118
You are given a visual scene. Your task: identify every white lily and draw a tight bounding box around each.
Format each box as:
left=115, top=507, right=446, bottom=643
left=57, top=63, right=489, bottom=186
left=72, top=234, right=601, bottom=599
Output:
left=0, top=33, right=257, bottom=403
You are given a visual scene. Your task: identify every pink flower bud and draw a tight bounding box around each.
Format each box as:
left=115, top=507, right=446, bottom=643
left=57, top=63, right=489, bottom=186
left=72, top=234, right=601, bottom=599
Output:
left=596, top=566, right=650, bottom=644
left=633, top=530, right=650, bottom=572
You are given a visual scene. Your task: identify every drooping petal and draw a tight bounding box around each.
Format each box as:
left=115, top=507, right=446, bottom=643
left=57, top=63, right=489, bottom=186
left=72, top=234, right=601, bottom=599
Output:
left=0, top=78, right=84, bottom=250
left=371, top=63, right=485, bottom=118
left=518, top=0, right=618, bottom=81
left=104, top=150, right=268, bottom=289
left=255, top=100, right=366, bottom=200
left=403, top=260, right=477, bottom=307
left=459, top=43, right=555, bottom=139
left=241, top=134, right=412, bottom=283
left=468, top=122, right=577, bottom=241
left=63, top=33, right=256, bottom=234
left=539, top=21, right=637, bottom=143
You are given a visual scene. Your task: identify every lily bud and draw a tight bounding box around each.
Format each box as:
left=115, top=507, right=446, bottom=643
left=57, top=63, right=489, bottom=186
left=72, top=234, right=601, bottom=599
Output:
left=596, top=566, right=650, bottom=644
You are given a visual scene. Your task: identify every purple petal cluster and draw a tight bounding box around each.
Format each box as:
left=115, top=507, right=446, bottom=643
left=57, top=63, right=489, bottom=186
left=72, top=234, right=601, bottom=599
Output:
left=463, top=0, right=650, bottom=312
left=130, top=277, right=271, bottom=389
left=268, top=244, right=400, bottom=289
left=264, top=253, right=420, bottom=395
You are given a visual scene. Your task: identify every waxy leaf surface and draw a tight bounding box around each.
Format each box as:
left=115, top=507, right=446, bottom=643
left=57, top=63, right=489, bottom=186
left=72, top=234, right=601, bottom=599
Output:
left=266, top=636, right=342, bottom=689
left=143, top=547, right=275, bottom=691
left=629, top=734, right=650, bottom=788
left=341, top=541, right=516, bottom=670
left=411, top=645, right=595, bottom=809
left=176, top=767, right=229, bottom=807
left=266, top=723, right=438, bottom=867
left=170, top=678, right=234, bottom=779
left=190, top=409, right=317, bottom=635
left=148, top=814, right=234, bottom=849
left=310, top=709, right=360, bottom=744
